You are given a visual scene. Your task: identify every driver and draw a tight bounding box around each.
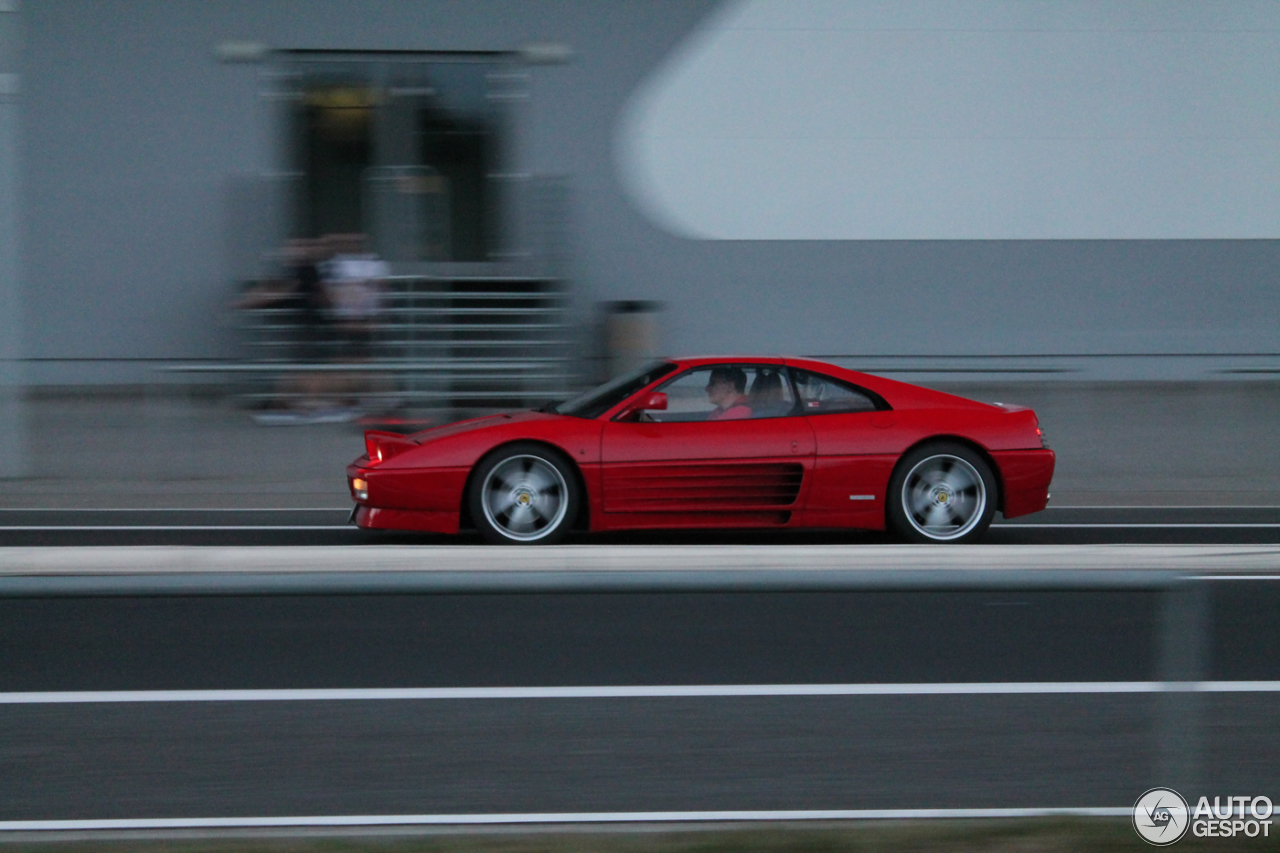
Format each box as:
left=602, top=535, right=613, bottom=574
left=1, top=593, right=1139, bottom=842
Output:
left=706, top=366, right=752, bottom=420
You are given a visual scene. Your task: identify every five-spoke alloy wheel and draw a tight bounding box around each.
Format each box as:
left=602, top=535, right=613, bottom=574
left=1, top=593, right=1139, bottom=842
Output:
left=469, top=443, right=580, bottom=544
left=887, top=442, right=997, bottom=543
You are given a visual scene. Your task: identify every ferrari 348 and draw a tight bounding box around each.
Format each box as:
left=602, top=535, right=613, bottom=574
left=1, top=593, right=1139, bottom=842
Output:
left=346, top=357, right=1054, bottom=544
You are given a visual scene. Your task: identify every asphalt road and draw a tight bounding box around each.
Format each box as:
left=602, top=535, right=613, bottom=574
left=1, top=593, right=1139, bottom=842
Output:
left=3, top=575, right=1279, bottom=824
left=3, top=506, right=1278, bottom=826
left=1, top=505, right=1279, bottom=545
left=0, top=589, right=1170, bottom=690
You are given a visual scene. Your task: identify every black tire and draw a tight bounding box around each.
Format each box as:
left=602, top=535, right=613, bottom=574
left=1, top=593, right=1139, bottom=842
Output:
left=887, top=442, right=997, bottom=543
left=468, top=443, right=580, bottom=545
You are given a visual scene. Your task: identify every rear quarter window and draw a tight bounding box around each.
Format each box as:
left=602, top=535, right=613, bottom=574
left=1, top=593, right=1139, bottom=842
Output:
left=791, top=369, right=884, bottom=414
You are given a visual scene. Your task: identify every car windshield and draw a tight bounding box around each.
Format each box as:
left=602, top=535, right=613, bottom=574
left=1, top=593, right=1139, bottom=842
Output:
left=549, top=361, right=679, bottom=419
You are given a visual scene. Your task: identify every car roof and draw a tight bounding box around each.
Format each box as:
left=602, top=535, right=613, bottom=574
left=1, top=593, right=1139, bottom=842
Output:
left=668, top=355, right=790, bottom=367
left=665, top=355, right=867, bottom=380
left=668, top=356, right=863, bottom=374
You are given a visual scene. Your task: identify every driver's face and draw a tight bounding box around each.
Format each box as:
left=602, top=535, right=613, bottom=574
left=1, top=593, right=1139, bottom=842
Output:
left=706, top=378, right=734, bottom=405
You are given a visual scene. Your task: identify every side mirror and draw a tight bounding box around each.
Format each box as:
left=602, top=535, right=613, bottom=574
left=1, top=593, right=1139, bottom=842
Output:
left=619, top=391, right=667, bottom=420
left=640, top=392, right=667, bottom=411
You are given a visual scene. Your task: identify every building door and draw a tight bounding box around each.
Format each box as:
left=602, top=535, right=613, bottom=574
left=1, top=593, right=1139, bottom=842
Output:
left=280, top=53, right=509, bottom=262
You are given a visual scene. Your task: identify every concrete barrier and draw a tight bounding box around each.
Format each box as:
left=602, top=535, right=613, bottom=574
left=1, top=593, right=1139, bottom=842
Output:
left=0, top=544, right=1277, bottom=595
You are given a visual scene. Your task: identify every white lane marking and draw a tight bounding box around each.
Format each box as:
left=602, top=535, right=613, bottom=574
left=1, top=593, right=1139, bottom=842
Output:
left=1194, top=575, right=1280, bottom=580
left=3, top=523, right=1276, bottom=531
left=0, top=808, right=1131, bottom=830
left=994, top=523, right=1280, bottom=528
left=1046, top=506, right=1280, bottom=510
left=0, top=526, right=352, bottom=531
left=0, top=508, right=350, bottom=512
left=0, top=502, right=1269, bottom=507
left=4, top=682, right=1278, bottom=704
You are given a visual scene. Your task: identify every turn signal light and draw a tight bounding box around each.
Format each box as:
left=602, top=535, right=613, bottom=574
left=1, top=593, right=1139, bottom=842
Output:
left=352, top=478, right=368, bottom=501
left=365, top=431, right=415, bottom=466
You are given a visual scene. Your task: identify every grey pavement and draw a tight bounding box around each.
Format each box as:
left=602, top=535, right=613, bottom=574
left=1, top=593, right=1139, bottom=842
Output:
left=2, top=380, right=1278, bottom=510
left=6, top=388, right=385, bottom=509
left=946, top=380, right=1280, bottom=507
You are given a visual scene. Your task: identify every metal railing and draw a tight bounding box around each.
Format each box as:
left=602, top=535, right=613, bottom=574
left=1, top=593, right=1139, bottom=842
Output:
left=235, top=273, right=580, bottom=411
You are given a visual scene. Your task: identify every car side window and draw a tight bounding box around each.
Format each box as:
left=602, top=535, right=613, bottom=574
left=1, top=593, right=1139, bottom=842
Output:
left=648, top=368, right=708, bottom=421
left=632, top=365, right=797, bottom=422
left=791, top=369, right=880, bottom=414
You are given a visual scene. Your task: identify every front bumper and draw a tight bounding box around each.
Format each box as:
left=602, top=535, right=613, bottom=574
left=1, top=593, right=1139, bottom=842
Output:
left=346, top=461, right=469, bottom=533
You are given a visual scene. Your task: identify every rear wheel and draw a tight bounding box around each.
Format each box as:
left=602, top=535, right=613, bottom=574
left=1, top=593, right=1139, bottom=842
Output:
left=887, top=442, right=996, bottom=543
left=468, top=443, right=580, bottom=544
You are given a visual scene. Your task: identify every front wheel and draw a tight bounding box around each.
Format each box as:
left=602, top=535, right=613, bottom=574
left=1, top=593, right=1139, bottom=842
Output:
left=468, top=443, right=580, bottom=544
left=887, top=442, right=997, bottom=543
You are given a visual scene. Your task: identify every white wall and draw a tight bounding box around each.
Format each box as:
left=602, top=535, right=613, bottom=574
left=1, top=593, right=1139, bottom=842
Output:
left=620, top=0, right=1280, bottom=241
left=19, top=0, right=1280, bottom=384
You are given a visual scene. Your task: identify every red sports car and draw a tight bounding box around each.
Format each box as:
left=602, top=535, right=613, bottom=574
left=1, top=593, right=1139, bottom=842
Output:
left=347, top=357, right=1054, bottom=544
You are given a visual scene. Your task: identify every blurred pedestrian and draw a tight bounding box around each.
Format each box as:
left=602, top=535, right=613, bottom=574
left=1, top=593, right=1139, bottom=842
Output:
left=321, top=232, right=388, bottom=363
left=320, top=232, right=397, bottom=415
left=237, top=237, right=359, bottom=424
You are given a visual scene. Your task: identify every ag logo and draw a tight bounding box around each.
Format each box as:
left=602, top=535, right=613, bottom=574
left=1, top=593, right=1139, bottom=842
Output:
left=1134, top=787, right=1191, bottom=845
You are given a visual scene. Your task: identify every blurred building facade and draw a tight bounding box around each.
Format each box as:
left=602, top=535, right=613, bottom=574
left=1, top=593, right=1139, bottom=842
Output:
left=8, top=0, right=1280, bottom=393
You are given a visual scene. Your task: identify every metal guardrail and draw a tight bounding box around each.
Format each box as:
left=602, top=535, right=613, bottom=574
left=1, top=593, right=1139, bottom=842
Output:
left=230, top=274, right=579, bottom=410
